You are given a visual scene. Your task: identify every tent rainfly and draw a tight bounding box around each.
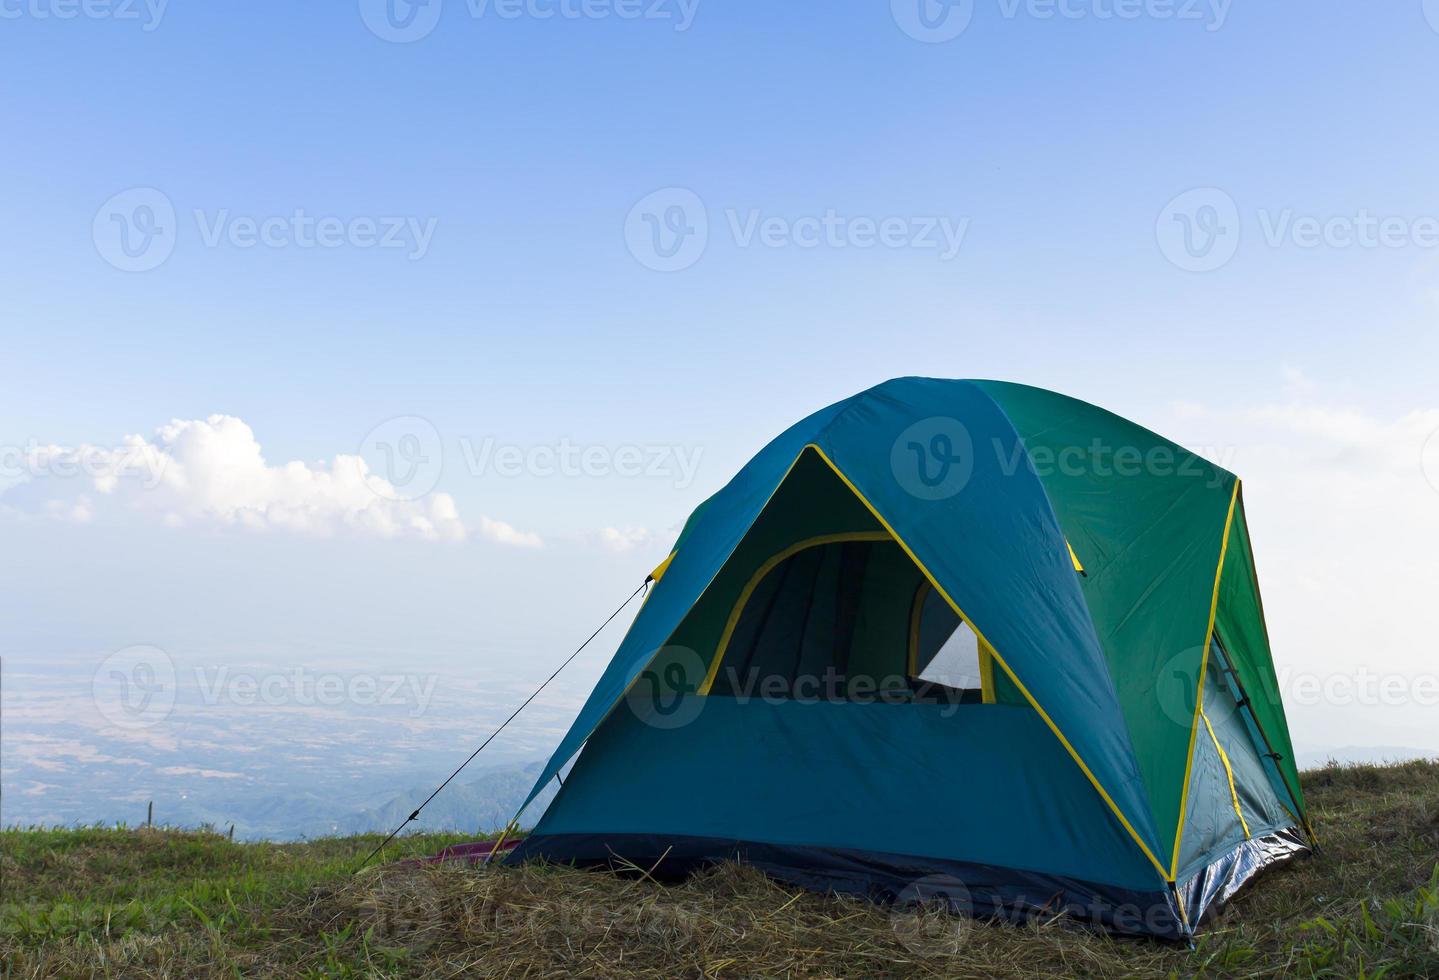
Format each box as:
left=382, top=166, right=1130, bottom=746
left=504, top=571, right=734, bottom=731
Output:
left=506, top=378, right=1314, bottom=939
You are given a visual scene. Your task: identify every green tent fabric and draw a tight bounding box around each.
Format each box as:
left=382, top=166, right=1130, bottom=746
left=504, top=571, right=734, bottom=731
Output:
left=507, top=378, right=1312, bottom=938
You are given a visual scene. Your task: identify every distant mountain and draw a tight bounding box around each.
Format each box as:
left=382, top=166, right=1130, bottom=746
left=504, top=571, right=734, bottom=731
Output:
left=1297, top=745, right=1439, bottom=769
left=340, top=761, right=559, bottom=837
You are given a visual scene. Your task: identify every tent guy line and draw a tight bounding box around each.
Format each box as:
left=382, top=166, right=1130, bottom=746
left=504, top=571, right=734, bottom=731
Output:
left=496, top=378, right=1313, bottom=940
left=355, top=578, right=650, bottom=873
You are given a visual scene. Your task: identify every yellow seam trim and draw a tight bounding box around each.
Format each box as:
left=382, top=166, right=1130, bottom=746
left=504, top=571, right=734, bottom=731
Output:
left=1173, top=889, right=1194, bottom=933
left=648, top=552, right=677, bottom=583
left=978, top=640, right=996, bottom=704
left=501, top=447, right=845, bottom=835
left=696, top=530, right=891, bottom=696
left=593, top=449, right=812, bottom=745
left=1067, top=540, right=1085, bottom=574
left=805, top=443, right=1170, bottom=882
left=912, top=582, right=996, bottom=703
left=1169, top=479, right=1241, bottom=878
left=1233, top=490, right=1318, bottom=845
left=1202, top=707, right=1251, bottom=839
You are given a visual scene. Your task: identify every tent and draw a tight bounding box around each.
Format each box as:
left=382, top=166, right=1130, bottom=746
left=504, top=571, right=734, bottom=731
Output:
left=506, top=378, right=1313, bottom=938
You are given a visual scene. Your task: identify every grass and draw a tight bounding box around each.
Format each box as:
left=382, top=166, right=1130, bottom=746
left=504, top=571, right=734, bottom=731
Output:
left=2, top=761, right=1437, bottom=978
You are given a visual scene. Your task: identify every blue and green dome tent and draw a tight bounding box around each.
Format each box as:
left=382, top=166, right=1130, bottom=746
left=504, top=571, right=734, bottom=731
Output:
left=507, top=378, right=1313, bottom=938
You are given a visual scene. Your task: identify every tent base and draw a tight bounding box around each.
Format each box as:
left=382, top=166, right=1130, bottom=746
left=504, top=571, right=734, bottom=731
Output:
left=1178, top=826, right=1311, bottom=928
left=509, top=833, right=1187, bottom=939
left=511, top=827, right=1311, bottom=939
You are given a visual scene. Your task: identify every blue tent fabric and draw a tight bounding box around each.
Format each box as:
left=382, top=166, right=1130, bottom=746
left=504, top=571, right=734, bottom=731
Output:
left=514, top=393, right=859, bottom=808
left=506, top=378, right=1310, bottom=938
left=518, top=379, right=1160, bottom=866
left=513, top=694, right=1188, bottom=936
left=1176, top=644, right=1293, bottom=881
left=524, top=697, right=1163, bottom=892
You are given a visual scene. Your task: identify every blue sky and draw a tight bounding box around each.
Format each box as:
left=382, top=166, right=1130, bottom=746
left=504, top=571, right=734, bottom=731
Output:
left=3, top=0, right=1439, bottom=810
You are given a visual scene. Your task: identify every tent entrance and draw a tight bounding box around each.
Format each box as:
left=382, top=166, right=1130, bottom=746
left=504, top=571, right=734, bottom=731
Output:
left=665, top=447, right=1015, bottom=707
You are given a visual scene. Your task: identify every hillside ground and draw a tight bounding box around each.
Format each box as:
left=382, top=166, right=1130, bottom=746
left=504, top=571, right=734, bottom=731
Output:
left=2, top=760, right=1437, bottom=978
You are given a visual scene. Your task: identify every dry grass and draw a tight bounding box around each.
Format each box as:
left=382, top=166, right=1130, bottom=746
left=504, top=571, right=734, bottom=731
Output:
left=3, top=760, right=1438, bottom=978
left=316, top=860, right=1181, bottom=979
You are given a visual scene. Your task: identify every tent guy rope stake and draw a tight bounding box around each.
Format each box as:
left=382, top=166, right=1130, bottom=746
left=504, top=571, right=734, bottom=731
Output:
left=356, top=578, right=650, bottom=872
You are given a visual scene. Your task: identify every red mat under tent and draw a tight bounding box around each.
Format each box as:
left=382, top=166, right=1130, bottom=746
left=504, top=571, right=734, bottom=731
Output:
left=398, top=836, right=525, bottom=867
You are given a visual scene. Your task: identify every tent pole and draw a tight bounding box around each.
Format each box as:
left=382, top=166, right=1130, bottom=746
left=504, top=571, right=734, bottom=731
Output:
left=1168, top=881, right=1195, bottom=947
left=486, top=820, right=519, bottom=865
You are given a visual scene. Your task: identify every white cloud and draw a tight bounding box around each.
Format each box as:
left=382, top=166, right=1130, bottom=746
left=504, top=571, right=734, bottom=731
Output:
left=156, top=766, right=245, bottom=779
left=478, top=515, right=544, bottom=549
left=1162, top=371, right=1439, bottom=755
left=597, top=525, right=653, bottom=552
left=1, top=415, right=540, bottom=546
